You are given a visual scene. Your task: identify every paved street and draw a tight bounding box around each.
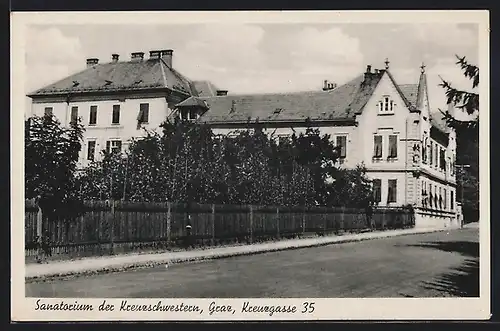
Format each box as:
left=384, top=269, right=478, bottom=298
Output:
left=26, top=228, right=479, bottom=298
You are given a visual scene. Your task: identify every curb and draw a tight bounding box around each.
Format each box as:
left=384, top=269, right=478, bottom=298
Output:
left=25, top=228, right=447, bottom=283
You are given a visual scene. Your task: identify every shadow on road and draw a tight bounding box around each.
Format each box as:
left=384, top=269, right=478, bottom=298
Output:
left=421, top=259, right=479, bottom=297
left=403, top=240, right=479, bottom=258
left=401, top=240, right=479, bottom=297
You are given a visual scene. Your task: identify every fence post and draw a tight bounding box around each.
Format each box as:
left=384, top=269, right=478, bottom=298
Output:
left=211, top=204, right=215, bottom=246
left=302, top=207, right=306, bottom=235
left=166, top=201, right=171, bottom=245
left=249, top=205, right=254, bottom=244
left=340, top=206, right=345, bottom=233
left=276, top=207, right=280, bottom=239
left=36, top=205, right=43, bottom=262
left=110, top=200, right=115, bottom=255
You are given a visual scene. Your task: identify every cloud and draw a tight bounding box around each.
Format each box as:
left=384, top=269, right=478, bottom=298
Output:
left=288, top=27, right=363, bottom=68
left=176, top=25, right=364, bottom=94
left=175, top=24, right=266, bottom=79
left=25, top=27, right=85, bottom=93
left=413, top=24, right=477, bottom=49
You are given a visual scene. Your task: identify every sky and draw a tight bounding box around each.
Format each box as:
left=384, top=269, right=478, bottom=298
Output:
left=24, top=23, right=479, bottom=116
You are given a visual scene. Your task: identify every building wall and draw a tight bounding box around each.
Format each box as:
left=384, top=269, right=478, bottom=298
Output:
left=356, top=73, right=414, bottom=170
left=364, top=171, right=407, bottom=207
left=30, top=96, right=172, bottom=167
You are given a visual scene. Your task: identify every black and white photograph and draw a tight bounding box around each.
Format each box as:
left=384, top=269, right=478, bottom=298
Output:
left=11, top=11, right=489, bottom=321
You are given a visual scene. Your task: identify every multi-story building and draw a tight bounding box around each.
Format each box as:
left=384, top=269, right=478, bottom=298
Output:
left=28, top=50, right=459, bottom=228
left=27, top=50, right=221, bottom=167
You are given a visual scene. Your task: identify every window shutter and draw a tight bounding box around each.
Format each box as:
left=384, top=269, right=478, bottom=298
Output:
left=106, top=141, right=111, bottom=154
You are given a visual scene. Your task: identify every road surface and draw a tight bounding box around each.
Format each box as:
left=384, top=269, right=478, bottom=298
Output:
left=26, top=228, right=479, bottom=298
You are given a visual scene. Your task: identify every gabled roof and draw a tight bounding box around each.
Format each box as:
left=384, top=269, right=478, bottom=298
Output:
left=197, top=72, right=383, bottom=124
left=27, top=58, right=197, bottom=97
left=398, top=84, right=419, bottom=107
left=192, top=80, right=220, bottom=97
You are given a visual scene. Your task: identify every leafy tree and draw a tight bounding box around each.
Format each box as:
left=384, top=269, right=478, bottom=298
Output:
left=25, top=114, right=85, bottom=221
left=439, top=55, right=479, bottom=223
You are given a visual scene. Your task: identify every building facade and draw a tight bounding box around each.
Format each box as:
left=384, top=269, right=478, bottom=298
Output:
left=28, top=50, right=459, bottom=229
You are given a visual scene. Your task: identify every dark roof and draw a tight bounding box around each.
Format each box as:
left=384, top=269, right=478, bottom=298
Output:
left=198, top=72, right=383, bottom=124
left=28, top=58, right=197, bottom=97
left=176, top=96, right=209, bottom=108
left=192, top=80, right=220, bottom=97
left=398, top=84, right=419, bottom=107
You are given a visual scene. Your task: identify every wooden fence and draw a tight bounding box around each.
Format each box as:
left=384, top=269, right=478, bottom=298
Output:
left=25, top=200, right=415, bottom=259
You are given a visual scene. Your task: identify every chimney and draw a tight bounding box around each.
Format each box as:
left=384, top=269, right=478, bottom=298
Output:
left=149, top=50, right=161, bottom=59
left=216, top=90, right=228, bottom=96
left=364, top=64, right=373, bottom=82
left=86, top=58, right=99, bottom=68
left=160, top=49, right=173, bottom=67
left=322, top=80, right=336, bottom=91
left=131, top=52, right=145, bottom=62
left=111, top=54, right=119, bottom=63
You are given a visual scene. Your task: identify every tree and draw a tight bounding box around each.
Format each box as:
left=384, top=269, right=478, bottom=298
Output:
left=439, top=55, right=479, bottom=223
left=25, top=114, right=85, bottom=222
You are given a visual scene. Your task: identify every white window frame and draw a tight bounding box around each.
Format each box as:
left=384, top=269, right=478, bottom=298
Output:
left=378, top=95, right=395, bottom=115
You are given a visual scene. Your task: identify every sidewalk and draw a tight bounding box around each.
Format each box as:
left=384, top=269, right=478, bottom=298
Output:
left=25, top=227, right=448, bottom=281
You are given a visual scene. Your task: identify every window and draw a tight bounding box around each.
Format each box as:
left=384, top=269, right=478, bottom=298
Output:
left=387, top=179, right=397, bottom=203
left=439, top=187, right=443, bottom=209
left=372, top=179, right=382, bottom=203
left=189, top=108, right=198, bottom=120
left=450, top=191, right=454, bottom=210
left=44, top=107, right=53, bottom=116
left=429, top=184, right=433, bottom=208
left=421, top=180, right=428, bottom=207
left=379, top=96, right=394, bottom=114
left=440, top=149, right=446, bottom=171
left=422, top=137, right=428, bottom=164
left=112, top=105, right=120, bottom=124
left=70, top=106, right=78, bottom=124
left=373, top=135, right=383, bottom=158
left=106, top=140, right=122, bottom=154
left=87, top=141, right=96, bottom=161
left=443, top=188, right=447, bottom=210
left=137, top=103, right=149, bottom=124
left=429, top=141, right=434, bottom=166
left=336, top=136, right=347, bottom=159
left=388, top=135, right=398, bottom=158
left=89, top=105, right=98, bottom=125
left=434, top=144, right=438, bottom=167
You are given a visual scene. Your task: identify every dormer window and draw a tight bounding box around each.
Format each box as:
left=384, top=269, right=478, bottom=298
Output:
left=378, top=95, right=395, bottom=114
left=179, top=108, right=199, bottom=121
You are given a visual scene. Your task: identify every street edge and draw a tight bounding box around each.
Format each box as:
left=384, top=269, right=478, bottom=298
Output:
left=25, top=228, right=449, bottom=283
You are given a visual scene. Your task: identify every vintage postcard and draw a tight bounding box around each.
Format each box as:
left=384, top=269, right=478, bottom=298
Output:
left=11, top=10, right=490, bottom=321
